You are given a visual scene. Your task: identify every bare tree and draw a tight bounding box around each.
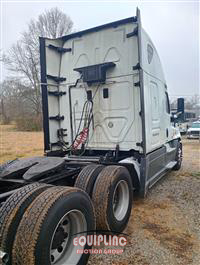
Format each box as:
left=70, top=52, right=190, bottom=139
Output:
left=0, top=79, right=22, bottom=124
left=0, top=78, right=45, bottom=129
left=3, top=7, right=73, bottom=117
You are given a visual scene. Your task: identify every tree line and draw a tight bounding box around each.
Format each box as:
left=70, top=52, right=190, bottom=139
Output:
left=0, top=7, right=73, bottom=130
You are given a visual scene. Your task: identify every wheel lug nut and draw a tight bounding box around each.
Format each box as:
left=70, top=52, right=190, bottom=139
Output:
left=62, top=220, right=68, bottom=226
left=51, top=255, right=55, bottom=262
left=64, top=232, right=68, bottom=237
left=57, top=246, right=63, bottom=253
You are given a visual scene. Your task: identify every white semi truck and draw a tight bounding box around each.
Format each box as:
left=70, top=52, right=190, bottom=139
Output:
left=0, top=8, right=182, bottom=265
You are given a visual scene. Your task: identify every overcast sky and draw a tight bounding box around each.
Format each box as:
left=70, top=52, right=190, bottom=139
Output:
left=0, top=0, right=199, bottom=97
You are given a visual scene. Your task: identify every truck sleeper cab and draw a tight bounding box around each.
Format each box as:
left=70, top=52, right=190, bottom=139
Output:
left=40, top=8, right=181, bottom=195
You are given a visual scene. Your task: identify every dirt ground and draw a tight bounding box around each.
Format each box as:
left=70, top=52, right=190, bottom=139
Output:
left=89, top=139, right=200, bottom=265
left=0, top=125, right=199, bottom=265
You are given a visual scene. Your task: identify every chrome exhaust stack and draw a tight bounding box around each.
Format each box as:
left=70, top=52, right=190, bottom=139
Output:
left=0, top=250, right=9, bottom=265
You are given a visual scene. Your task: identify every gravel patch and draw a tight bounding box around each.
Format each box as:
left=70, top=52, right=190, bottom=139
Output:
left=88, top=139, right=200, bottom=265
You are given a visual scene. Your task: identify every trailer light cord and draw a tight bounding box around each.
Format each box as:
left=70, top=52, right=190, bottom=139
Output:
left=59, top=79, right=100, bottom=154
left=71, top=83, right=100, bottom=154
left=71, top=100, right=93, bottom=150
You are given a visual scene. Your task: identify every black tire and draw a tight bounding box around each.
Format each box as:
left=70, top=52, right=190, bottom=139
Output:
left=0, top=183, right=51, bottom=265
left=173, top=141, right=182, bottom=171
left=74, top=164, right=104, bottom=196
left=92, top=165, right=133, bottom=233
left=12, top=186, right=95, bottom=265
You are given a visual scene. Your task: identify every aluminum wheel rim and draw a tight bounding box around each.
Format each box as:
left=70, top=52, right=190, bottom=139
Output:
left=50, top=210, right=87, bottom=265
left=113, top=180, right=129, bottom=221
left=177, top=146, right=182, bottom=165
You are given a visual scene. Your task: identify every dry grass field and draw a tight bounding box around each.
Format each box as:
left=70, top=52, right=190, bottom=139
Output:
left=0, top=124, right=44, bottom=163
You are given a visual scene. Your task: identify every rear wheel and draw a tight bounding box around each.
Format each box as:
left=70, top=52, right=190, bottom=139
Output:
left=12, top=186, right=95, bottom=265
left=92, top=165, right=133, bottom=233
left=74, top=164, right=104, bottom=196
left=0, top=183, right=50, bottom=265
